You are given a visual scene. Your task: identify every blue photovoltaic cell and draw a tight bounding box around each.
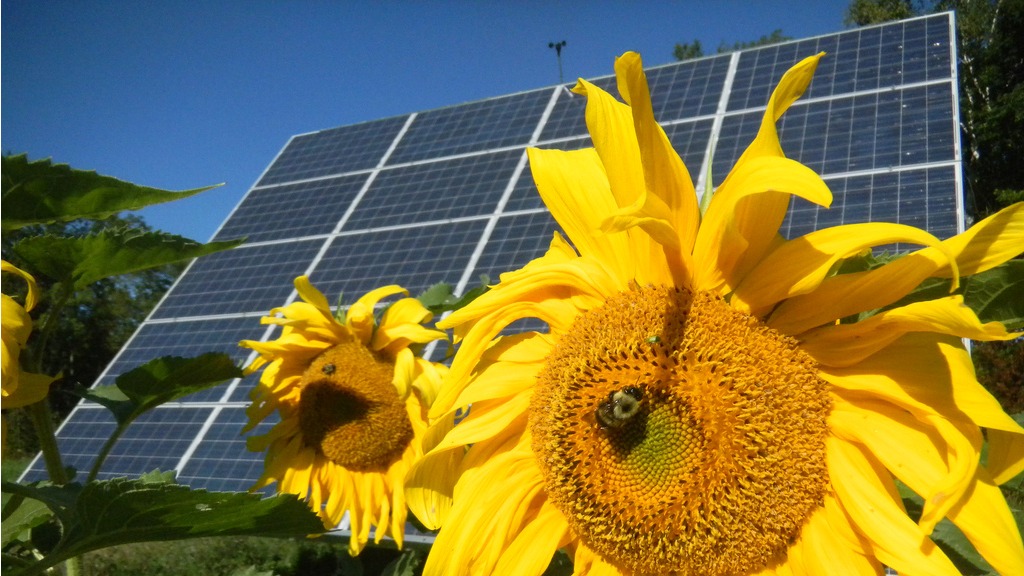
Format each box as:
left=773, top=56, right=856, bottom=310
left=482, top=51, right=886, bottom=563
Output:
left=256, top=116, right=409, bottom=186
left=727, top=16, right=951, bottom=111
left=710, top=85, right=954, bottom=179
left=151, top=240, right=324, bottom=319
left=177, top=407, right=275, bottom=492
left=471, top=211, right=562, bottom=282
left=781, top=166, right=959, bottom=246
left=213, top=174, right=371, bottom=243
left=646, top=54, right=731, bottom=120
left=22, top=406, right=212, bottom=483
left=33, top=15, right=961, bottom=504
left=344, top=150, right=523, bottom=230
left=538, top=77, right=617, bottom=142
left=663, top=119, right=715, bottom=171
left=93, top=317, right=262, bottom=402
left=387, top=90, right=551, bottom=164
left=310, top=220, right=490, bottom=299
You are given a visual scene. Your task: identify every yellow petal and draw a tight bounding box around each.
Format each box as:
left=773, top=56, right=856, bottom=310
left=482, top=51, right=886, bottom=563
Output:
left=493, top=502, right=571, bottom=576
left=615, top=52, right=699, bottom=258
left=422, top=446, right=543, bottom=576
left=947, top=466, right=1024, bottom=574
left=830, top=394, right=980, bottom=534
left=801, top=296, right=1016, bottom=367
left=987, top=429, right=1024, bottom=485
left=380, top=296, right=432, bottom=327
left=2, top=369, right=57, bottom=408
left=787, top=504, right=882, bottom=575
left=2, top=294, right=33, bottom=345
left=821, top=333, right=1023, bottom=436
left=827, top=436, right=960, bottom=574
left=741, top=53, right=824, bottom=161
left=770, top=202, right=1024, bottom=335
left=293, top=275, right=331, bottom=312
left=433, top=298, right=579, bottom=419
left=430, top=393, right=531, bottom=456
left=405, top=412, right=462, bottom=530
left=733, top=221, right=952, bottom=317
left=571, top=77, right=644, bottom=215
left=693, top=155, right=833, bottom=293
left=2, top=260, right=40, bottom=311
left=526, top=147, right=635, bottom=283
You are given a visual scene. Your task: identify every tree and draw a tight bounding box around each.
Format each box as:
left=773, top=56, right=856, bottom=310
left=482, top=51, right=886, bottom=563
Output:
left=2, top=215, right=185, bottom=454
left=673, top=39, right=704, bottom=61
left=844, top=0, right=919, bottom=25
left=673, top=29, right=791, bottom=61
left=944, top=0, right=1024, bottom=218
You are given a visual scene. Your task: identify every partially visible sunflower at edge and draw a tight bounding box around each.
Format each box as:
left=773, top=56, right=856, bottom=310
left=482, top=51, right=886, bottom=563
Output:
left=240, top=276, right=448, bottom=555
left=2, top=260, right=58, bottom=409
left=405, top=52, right=1024, bottom=575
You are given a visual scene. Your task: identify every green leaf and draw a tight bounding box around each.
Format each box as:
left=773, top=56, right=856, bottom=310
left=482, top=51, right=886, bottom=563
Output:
left=11, top=228, right=243, bottom=288
left=381, top=548, right=422, bottom=576
left=84, top=354, right=243, bottom=427
left=416, top=276, right=491, bottom=316
left=1, top=154, right=221, bottom=230
left=962, top=260, right=1024, bottom=330
left=7, top=474, right=325, bottom=576
left=1, top=492, right=54, bottom=548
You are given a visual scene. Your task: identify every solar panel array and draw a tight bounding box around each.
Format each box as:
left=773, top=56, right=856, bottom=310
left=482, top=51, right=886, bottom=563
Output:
left=26, top=14, right=963, bottom=514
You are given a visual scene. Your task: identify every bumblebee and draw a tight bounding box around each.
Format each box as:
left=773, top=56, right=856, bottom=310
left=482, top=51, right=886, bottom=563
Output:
left=596, top=386, right=643, bottom=429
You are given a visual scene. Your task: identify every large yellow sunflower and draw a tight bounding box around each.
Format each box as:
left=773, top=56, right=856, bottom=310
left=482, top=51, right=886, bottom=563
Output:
left=407, top=52, right=1024, bottom=575
left=240, top=276, right=448, bottom=555
left=2, top=260, right=57, bottom=409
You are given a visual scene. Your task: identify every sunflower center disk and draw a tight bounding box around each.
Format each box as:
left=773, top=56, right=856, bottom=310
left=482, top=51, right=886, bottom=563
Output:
left=297, top=338, right=413, bottom=472
left=530, top=286, right=831, bottom=575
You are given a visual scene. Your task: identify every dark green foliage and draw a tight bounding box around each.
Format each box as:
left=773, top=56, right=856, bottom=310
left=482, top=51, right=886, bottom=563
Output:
left=2, top=215, right=186, bottom=455
left=673, top=29, right=790, bottom=61
left=844, top=0, right=919, bottom=25
left=2, top=472, right=325, bottom=575
left=82, top=537, right=322, bottom=576
left=947, top=0, right=1024, bottom=219
left=673, top=40, right=704, bottom=61
left=973, top=340, right=1024, bottom=414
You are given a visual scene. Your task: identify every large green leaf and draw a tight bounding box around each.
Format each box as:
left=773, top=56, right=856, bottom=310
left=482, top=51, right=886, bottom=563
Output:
left=83, top=354, right=243, bottom=427
left=1, top=492, right=54, bottom=548
left=1, top=155, right=220, bottom=230
left=416, top=276, right=491, bottom=316
left=4, top=472, right=325, bottom=576
left=11, top=229, right=243, bottom=288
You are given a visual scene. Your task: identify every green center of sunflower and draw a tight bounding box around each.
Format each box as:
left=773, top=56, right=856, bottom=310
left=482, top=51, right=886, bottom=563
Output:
left=529, top=285, right=831, bottom=575
left=297, top=337, right=413, bottom=472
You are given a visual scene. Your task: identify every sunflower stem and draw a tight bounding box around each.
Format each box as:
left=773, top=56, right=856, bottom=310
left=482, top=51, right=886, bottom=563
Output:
left=27, top=400, right=68, bottom=485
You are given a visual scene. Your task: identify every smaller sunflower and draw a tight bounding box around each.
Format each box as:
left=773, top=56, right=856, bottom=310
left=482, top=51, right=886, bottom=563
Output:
left=240, top=276, right=448, bottom=555
left=1, top=260, right=57, bottom=409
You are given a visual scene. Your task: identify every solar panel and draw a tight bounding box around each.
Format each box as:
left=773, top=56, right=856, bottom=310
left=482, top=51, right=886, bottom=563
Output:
left=24, top=13, right=964, bottom=533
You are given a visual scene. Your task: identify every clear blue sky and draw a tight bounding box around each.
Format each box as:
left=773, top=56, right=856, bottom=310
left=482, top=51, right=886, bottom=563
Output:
left=3, top=1, right=853, bottom=242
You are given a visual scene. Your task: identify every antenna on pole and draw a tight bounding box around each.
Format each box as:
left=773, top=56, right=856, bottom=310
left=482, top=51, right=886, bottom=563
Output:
left=548, top=40, right=567, bottom=84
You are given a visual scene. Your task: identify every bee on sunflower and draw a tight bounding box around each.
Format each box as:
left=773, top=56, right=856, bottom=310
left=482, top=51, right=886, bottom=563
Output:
left=405, top=52, right=1024, bottom=575
left=240, top=276, right=448, bottom=556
